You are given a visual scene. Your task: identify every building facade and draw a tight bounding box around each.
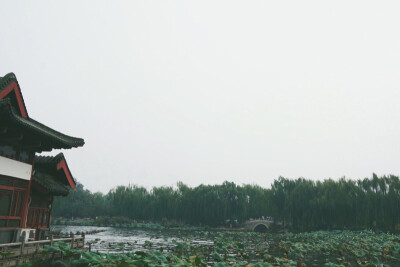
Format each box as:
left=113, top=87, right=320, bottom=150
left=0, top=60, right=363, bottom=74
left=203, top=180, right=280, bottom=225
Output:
left=0, top=73, right=84, bottom=243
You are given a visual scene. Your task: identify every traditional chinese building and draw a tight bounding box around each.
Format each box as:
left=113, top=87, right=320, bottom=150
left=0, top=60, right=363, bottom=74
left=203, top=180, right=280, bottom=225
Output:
left=0, top=73, right=84, bottom=243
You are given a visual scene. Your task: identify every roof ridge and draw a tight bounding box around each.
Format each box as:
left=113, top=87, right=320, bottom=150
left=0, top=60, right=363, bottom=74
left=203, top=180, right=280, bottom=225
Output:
left=0, top=73, right=17, bottom=92
left=0, top=72, right=28, bottom=118
left=35, top=153, right=65, bottom=162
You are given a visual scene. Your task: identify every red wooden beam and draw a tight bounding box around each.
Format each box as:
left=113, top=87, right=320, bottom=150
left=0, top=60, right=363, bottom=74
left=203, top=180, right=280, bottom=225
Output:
left=56, top=159, right=76, bottom=189
left=0, top=82, right=28, bottom=118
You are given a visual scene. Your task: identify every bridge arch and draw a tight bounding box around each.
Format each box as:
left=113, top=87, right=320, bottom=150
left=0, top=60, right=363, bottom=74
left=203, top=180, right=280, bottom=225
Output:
left=252, top=223, right=269, bottom=232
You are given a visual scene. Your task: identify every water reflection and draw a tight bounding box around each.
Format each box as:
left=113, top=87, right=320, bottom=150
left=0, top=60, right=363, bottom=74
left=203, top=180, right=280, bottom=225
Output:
left=51, top=225, right=212, bottom=253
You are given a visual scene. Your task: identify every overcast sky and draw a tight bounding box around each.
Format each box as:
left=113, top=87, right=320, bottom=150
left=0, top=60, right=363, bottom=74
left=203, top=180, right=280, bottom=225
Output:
left=1, top=1, right=400, bottom=193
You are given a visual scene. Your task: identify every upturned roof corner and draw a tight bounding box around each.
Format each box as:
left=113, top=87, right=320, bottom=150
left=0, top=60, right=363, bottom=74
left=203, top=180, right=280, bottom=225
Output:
left=0, top=74, right=85, bottom=151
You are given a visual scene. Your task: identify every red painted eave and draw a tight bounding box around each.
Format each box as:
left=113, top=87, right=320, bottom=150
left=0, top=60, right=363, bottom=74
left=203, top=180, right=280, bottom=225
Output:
left=56, top=159, right=76, bottom=189
left=0, top=81, right=28, bottom=118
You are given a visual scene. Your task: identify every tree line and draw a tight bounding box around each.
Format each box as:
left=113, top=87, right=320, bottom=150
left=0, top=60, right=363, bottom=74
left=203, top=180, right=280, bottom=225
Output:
left=53, top=174, right=400, bottom=231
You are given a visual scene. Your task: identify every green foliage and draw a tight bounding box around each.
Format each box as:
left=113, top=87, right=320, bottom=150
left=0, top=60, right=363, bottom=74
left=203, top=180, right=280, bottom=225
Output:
left=22, top=230, right=400, bottom=266
left=54, top=174, right=400, bottom=231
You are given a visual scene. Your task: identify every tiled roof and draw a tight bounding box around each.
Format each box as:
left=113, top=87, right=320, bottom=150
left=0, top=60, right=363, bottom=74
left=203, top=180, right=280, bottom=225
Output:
left=0, top=73, right=17, bottom=91
left=32, top=171, right=70, bottom=196
left=0, top=98, right=84, bottom=150
left=34, top=153, right=77, bottom=187
left=35, top=153, right=66, bottom=165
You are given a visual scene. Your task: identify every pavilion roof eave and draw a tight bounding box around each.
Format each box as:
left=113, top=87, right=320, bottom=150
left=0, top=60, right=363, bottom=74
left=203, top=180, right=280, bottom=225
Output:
left=0, top=98, right=84, bottom=151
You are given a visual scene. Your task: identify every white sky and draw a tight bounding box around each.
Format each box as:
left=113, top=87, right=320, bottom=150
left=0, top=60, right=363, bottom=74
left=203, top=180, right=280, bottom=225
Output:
left=1, top=1, right=400, bottom=193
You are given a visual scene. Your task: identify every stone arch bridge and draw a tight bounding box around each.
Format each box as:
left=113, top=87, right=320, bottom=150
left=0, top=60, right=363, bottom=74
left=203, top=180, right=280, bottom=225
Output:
left=244, top=219, right=274, bottom=232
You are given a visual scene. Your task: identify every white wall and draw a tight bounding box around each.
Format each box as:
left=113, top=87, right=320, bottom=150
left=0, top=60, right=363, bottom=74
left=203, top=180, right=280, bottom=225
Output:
left=0, top=156, right=32, bottom=180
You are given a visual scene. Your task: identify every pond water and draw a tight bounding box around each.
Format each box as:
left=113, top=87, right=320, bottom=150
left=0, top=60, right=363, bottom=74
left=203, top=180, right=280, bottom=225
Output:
left=51, top=225, right=213, bottom=253
left=48, top=227, right=400, bottom=266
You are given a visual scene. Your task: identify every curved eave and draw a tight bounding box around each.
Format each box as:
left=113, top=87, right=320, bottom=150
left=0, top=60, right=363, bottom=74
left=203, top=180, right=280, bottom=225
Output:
left=21, top=117, right=85, bottom=149
left=0, top=98, right=84, bottom=150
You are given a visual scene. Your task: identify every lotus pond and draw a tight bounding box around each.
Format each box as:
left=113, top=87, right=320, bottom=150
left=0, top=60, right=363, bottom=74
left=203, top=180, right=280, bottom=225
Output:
left=29, top=227, right=400, bottom=266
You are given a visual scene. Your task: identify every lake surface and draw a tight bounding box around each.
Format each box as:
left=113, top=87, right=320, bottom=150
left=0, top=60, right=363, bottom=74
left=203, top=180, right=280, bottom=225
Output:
left=51, top=225, right=213, bottom=253
left=48, top=227, right=400, bottom=266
